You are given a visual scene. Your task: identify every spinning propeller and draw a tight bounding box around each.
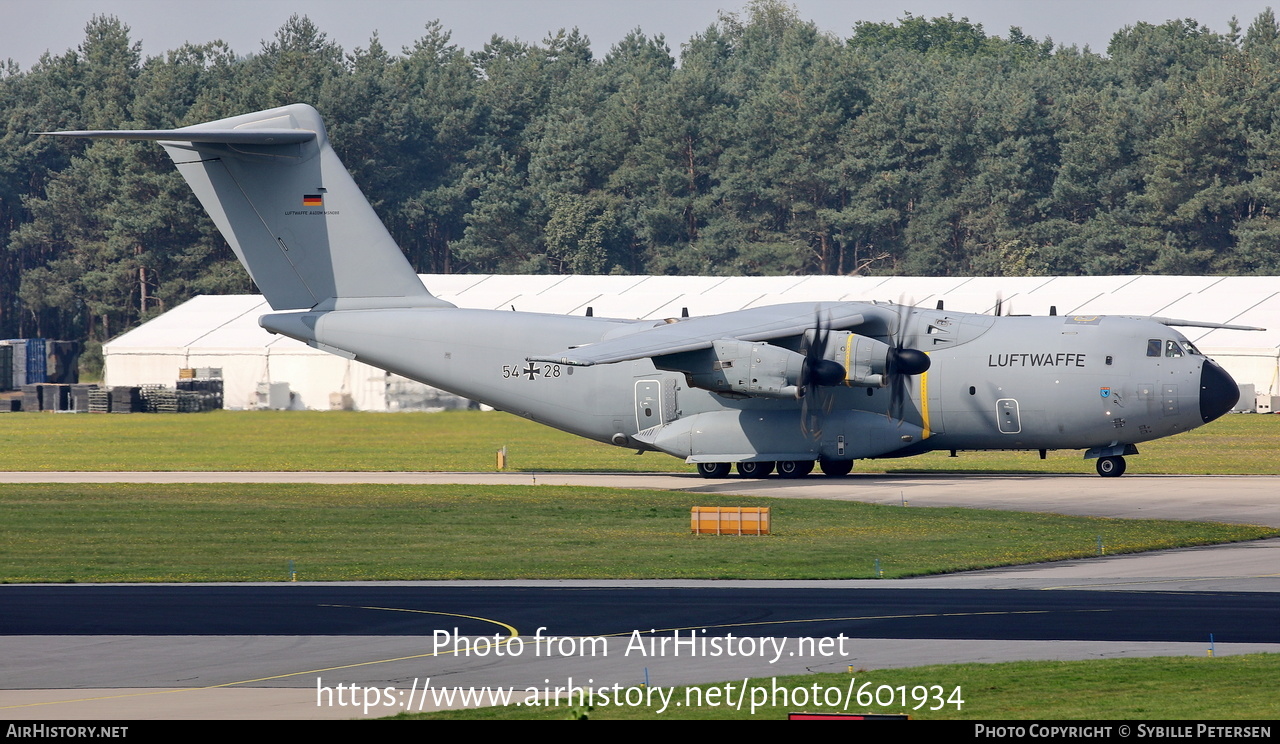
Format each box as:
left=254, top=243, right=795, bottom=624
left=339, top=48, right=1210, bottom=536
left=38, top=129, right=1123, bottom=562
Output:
left=799, top=310, right=845, bottom=437
left=885, top=301, right=931, bottom=423
left=797, top=303, right=932, bottom=436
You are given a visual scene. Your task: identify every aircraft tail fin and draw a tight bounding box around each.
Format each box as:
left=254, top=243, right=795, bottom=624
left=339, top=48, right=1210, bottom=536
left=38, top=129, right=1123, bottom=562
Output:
left=46, top=104, right=452, bottom=312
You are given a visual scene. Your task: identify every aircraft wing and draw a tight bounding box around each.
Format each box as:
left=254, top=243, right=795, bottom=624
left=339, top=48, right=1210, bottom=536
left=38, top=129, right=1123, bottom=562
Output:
left=1148, top=317, right=1266, bottom=331
left=529, top=302, right=869, bottom=366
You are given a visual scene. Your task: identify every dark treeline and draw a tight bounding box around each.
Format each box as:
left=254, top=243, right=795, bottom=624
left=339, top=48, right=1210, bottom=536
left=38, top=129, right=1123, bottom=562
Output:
left=4, top=1, right=1280, bottom=370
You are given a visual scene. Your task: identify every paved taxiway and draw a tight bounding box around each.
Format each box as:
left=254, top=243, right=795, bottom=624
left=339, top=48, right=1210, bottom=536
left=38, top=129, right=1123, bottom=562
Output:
left=4, top=471, right=1279, bottom=526
left=2, top=472, right=1278, bottom=719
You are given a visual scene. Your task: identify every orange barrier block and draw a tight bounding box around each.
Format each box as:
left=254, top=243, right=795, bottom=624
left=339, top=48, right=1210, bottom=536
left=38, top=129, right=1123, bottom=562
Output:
left=690, top=506, right=771, bottom=535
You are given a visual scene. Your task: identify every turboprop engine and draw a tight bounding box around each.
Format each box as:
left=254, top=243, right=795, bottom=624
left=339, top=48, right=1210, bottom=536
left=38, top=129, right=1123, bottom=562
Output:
left=654, top=331, right=924, bottom=399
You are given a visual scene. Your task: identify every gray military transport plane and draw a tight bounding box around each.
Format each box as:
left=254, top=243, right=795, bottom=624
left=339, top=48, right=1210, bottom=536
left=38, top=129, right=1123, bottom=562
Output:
left=49, top=104, right=1259, bottom=478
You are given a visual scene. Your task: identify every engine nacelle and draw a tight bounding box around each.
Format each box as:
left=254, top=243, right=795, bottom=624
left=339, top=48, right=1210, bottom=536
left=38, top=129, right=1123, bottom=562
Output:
left=661, top=340, right=805, bottom=399
left=653, top=332, right=920, bottom=398
left=834, top=332, right=893, bottom=388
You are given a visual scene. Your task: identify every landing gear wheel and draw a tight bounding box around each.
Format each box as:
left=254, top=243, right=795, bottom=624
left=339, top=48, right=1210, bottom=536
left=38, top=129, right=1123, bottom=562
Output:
left=776, top=460, right=815, bottom=478
left=736, top=461, right=776, bottom=478
left=819, top=458, right=853, bottom=477
left=1096, top=456, right=1126, bottom=477
left=697, top=462, right=731, bottom=479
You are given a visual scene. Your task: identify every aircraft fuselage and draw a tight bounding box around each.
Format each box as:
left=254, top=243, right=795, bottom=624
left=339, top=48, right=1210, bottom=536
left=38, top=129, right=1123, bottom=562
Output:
left=260, top=303, right=1236, bottom=465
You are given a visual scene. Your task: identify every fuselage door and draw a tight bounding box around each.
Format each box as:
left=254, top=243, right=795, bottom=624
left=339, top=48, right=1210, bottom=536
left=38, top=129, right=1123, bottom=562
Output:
left=635, top=380, right=663, bottom=431
left=997, top=398, right=1021, bottom=434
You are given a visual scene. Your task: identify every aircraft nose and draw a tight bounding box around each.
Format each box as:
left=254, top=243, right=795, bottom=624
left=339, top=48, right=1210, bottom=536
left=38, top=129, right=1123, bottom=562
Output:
left=1199, top=359, right=1240, bottom=423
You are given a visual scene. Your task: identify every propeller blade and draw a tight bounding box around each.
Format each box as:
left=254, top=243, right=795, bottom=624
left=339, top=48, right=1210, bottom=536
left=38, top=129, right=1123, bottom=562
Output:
left=886, top=298, right=929, bottom=424
left=799, top=309, right=846, bottom=439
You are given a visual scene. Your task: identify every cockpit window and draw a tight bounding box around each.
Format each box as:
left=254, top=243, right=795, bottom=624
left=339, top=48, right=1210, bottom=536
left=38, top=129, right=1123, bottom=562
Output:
left=1146, top=339, right=1162, bottom=357
left=1183, top=341, right=1203, bottom=355
left=1165, top=340, right=1184, bottom=358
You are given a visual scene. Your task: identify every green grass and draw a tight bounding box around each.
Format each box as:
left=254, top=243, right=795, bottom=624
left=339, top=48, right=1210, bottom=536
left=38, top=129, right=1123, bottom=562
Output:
left=399, top=654, right=1280, bottom=720
left=0, top=409, right=1278, bottom=474
left=1, top=483, right=1272, bottom=582
left=0, top=409, right=671, bottom=472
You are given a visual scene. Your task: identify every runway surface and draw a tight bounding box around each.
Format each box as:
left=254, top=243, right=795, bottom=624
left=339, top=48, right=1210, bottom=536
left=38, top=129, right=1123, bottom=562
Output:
left=2, top=471, right=1278, bottom=719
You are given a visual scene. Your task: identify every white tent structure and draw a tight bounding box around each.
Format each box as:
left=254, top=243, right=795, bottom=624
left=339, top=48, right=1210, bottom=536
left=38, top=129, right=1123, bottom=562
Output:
left=104, top=275, right=1280, bottom=411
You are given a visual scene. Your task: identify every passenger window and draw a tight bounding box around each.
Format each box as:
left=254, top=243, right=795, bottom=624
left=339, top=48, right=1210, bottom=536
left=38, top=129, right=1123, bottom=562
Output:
left=1146, top=339, right=1161, bottom=357
left=1165, top=340, right=1183, bottom=358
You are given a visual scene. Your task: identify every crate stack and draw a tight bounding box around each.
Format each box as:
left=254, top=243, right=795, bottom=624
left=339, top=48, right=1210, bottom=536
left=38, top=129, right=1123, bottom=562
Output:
left=21, top=384, right=42, bottom=411
left=177, top=367, right=224, bottom=411
left=177, top=390, right=203, bottom=412
left=38, top=383, right=69, bottom=411
left=0, top=344, right=12, bottom=391
left=15, top=383, right=76, bottom=411
left=70, top=384, right=98, bottom=412
left=110, top=386, right=142, bottom=413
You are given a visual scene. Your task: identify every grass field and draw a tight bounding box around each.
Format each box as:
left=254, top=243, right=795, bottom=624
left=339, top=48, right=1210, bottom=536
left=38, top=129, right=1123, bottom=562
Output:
left=1, top=408, right=1279, bottom=474
left=1, top=483, right=1273, bottom=582
left=401, top=654, right=1280, bottom=720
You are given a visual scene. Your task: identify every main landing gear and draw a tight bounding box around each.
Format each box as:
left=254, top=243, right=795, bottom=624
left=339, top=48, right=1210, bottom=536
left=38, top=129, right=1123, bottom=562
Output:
left=776, top=460, right=814, bottom=478
left=697, top=459, right=854, bottom=479
left=696, top=462, right=732, bottom=479
left=1095, top=455, right=1127, bottom=477
left=736, top=461, right=775, bottom=478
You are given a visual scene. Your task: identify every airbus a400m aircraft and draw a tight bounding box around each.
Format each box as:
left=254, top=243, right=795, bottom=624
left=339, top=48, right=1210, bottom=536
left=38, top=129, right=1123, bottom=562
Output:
left=51, top=104, right=1259, bottom=478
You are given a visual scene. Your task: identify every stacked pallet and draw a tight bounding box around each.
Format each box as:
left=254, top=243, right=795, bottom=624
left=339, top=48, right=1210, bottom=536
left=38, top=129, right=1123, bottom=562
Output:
left=88, top=388, right=110, bottom=413
left=140, top=384, right=179, bottom=412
